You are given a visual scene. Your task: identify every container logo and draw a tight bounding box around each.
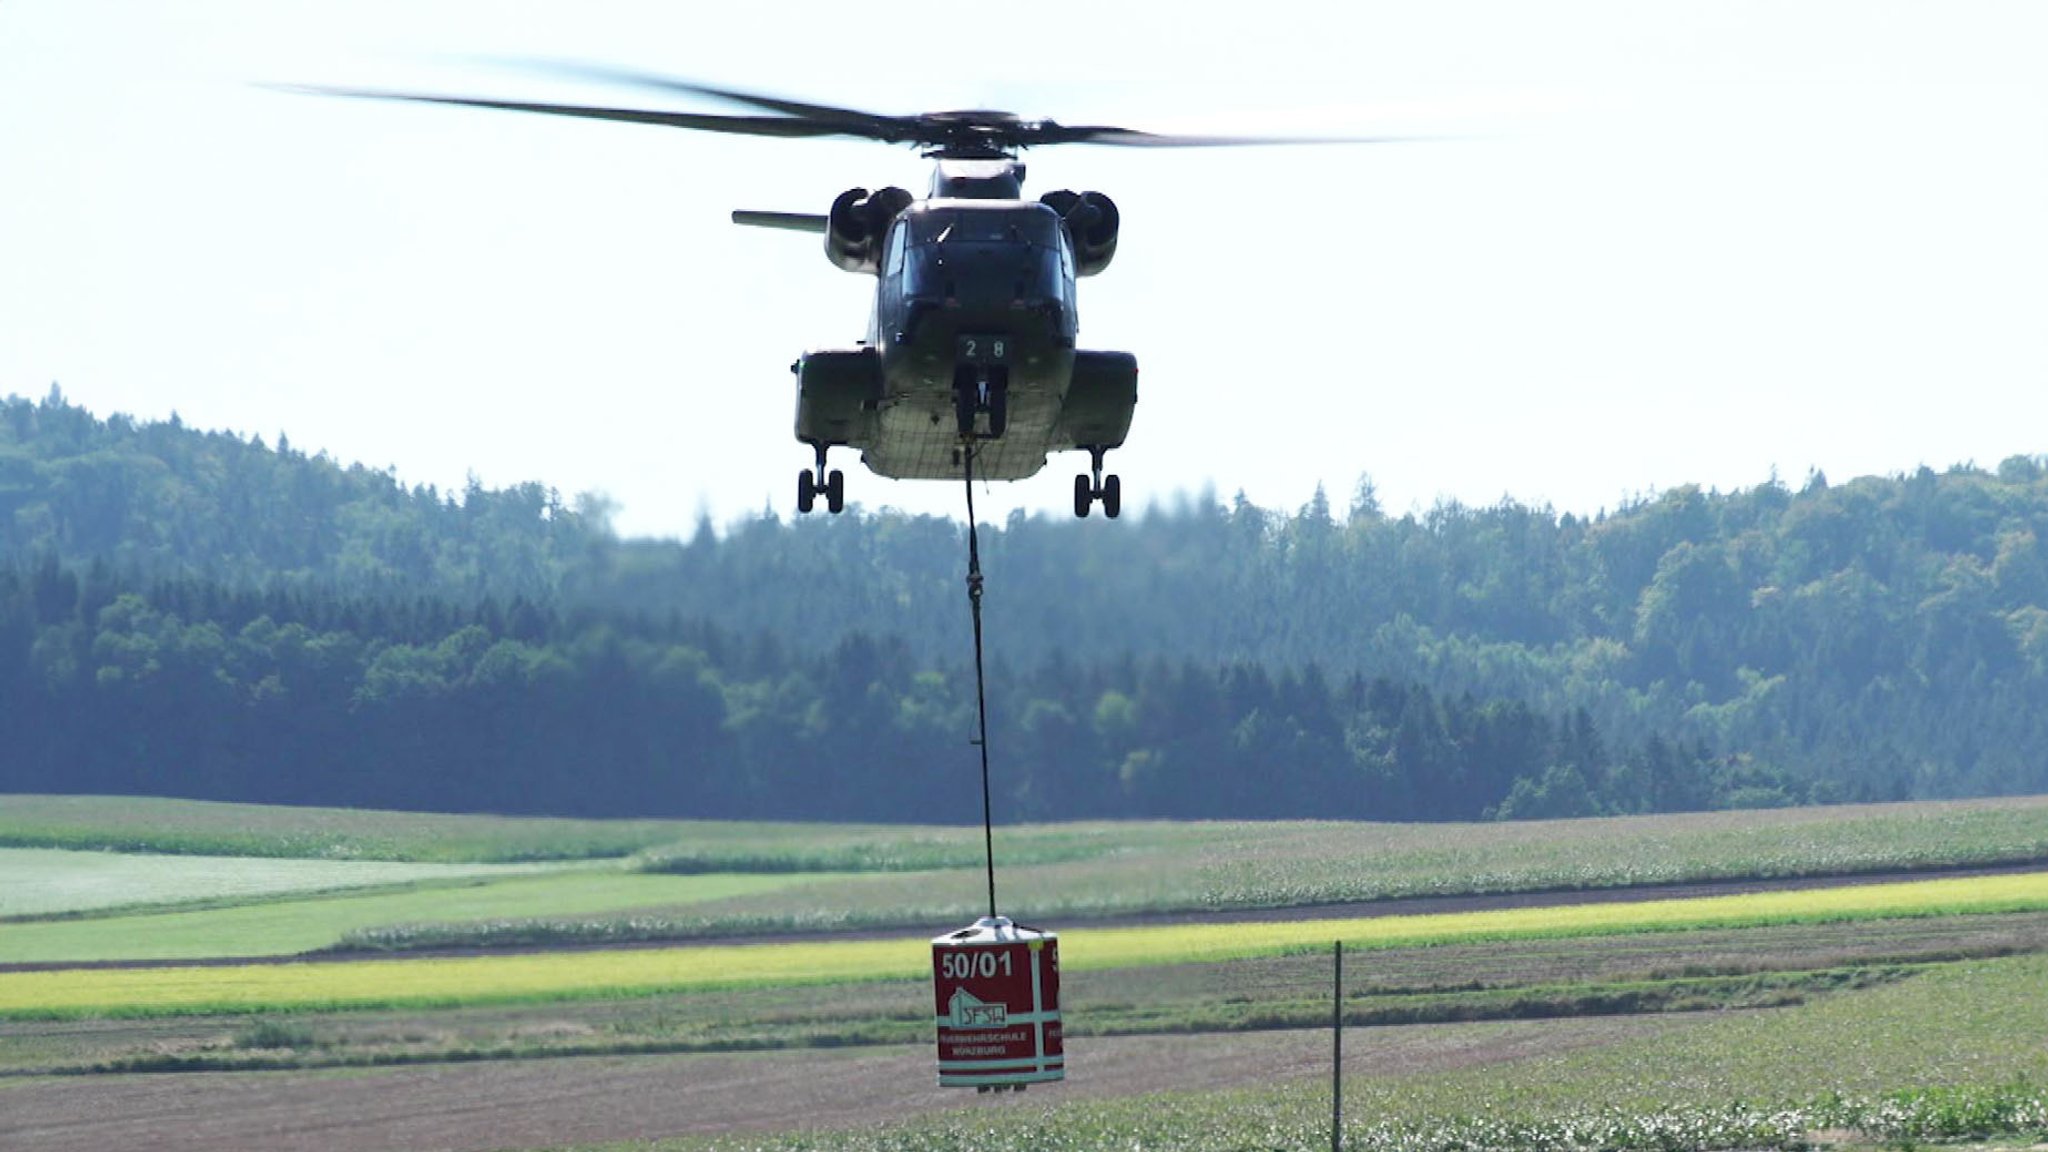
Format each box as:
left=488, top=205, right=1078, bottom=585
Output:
left=948, top=987, right=1008, bottom=1029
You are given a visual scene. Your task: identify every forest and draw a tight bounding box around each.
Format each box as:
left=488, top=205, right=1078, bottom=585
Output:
left=3, top=386, right=2046, bottom=821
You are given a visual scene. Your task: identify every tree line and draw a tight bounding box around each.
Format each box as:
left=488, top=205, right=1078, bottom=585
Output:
left=4, top=387, right=2047, bottom=819
left=0, top=558, right=1724, bottom=820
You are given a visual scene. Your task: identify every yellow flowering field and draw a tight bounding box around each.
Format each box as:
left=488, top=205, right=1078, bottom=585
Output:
left=8, top=869, right=2043, bottom=1019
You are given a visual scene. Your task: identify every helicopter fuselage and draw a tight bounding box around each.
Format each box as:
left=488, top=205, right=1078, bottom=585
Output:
left=866, top=197, right=1075, bottom=481
left=789, top=166, right=1137, bottom=515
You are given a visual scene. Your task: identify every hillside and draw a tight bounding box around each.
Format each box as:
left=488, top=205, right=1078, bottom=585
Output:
left=4, top=388, right=2047, bottom=819
left=0, top=387, right=601, bottom=599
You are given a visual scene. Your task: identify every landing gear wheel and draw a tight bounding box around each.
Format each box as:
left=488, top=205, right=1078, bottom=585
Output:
left=797, top=470, right=816, bottom=515
left=825, top=469, right=845, bottom=514
left=1075, top=446, right=1120, bottom=519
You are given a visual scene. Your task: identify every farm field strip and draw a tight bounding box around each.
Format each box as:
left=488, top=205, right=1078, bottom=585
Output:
left=8, top=869, right=2046, bottom=1019
left=14, top=793, right=2048, bottom=881
left=0, top=847, right=567, bottom=919
left=0, top=870, right=834, bottom=965
left=0, top=795, right=694, bottom=862
left=13, top=953, right=2046, bottom=1152
left=0, top=795, right=1210, bottom=868
left=672, top=954, right=2048, bottom=1152
left=17, top=912, right=2038, bottom=1079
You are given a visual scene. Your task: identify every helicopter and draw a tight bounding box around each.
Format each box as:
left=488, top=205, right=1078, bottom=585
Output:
left=306, top=69, right=1400, bottom=518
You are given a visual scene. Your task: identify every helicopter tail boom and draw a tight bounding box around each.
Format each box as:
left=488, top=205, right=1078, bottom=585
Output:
left=732, top=210, right=828, bottom=233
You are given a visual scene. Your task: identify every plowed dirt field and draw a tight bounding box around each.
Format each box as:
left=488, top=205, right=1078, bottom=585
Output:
left=0, top=1016, right=1687, bottom=1151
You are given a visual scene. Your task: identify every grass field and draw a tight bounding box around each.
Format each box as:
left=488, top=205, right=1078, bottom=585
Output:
left=0, top=794, right=694, bottom=861
left=342, top=798, right=2048, bottom=953
left=9, top=869, right=2046, bottom=1019
left=0, top=846, right=562, bottom=918
left=10, top=794, right=2048, bottom=1150
left=12, top=787, right=2048, bottom=1147
left=12, top=792, right=2048, bottom=879
left=20, top=793, right=2048, bottom=967
left=0, top=869, right=835, bottom=964
left=11, top=792, right=2048, bottom=962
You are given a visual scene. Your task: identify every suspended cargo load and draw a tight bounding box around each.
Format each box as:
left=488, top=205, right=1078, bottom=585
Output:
left=931, top=916, right=1063, bottom=1090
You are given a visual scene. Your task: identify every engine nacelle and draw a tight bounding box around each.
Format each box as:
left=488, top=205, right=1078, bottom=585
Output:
left=1041, top=190, right=1119, bottom=277
left=825, top=186, right=913, bottom=274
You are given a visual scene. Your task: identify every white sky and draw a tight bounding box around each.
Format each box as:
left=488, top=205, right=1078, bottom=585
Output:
left=3, top=2, right=2044, bottom=537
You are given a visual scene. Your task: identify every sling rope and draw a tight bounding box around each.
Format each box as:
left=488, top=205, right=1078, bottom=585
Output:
left=962, top=443, right=999, bottom=920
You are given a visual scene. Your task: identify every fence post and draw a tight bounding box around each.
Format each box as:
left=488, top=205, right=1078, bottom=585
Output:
left=1332, top=938, right=1343, bottom=1152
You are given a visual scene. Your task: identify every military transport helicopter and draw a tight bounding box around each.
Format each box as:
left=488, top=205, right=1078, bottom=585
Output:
left=308, top=69, right=1401, bottom=518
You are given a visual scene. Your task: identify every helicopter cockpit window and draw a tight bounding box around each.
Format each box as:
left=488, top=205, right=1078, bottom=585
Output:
left=884, top=221, right=909, bottom=278
left=901, top=203, right=1074, bottom=311
left=905, top=205, right=1064, bottom=248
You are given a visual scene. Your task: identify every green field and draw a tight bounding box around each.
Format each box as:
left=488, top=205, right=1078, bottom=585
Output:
left=12, top=792, right=2048, bottom=881
left=11, top=794, right=2048, bottom=1150
left=0, top=846, right=561, bottom=918
left=0, top=794, right=690, bottom=861
left=16, top=793, right=2048, bottom=970
left=0, top=868, right=833, bottom=964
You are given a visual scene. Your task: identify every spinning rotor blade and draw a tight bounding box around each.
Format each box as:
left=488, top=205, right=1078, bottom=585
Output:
left=1039, top=125, right=1424, bottom=148
left=292, top=67, right=1430, bottom=154
left=292, top=87, right=883, bottom=141
left=508, top=62, right=921, bottom=143
left=732, top=210, right=828, bottom=233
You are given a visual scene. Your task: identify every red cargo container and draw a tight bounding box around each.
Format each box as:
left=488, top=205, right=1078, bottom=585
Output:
left=931, top=916, right=1063, bottom=1088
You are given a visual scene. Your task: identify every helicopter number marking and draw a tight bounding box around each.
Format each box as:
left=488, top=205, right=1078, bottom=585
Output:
left=957, top=335, right=1009, bottom=365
